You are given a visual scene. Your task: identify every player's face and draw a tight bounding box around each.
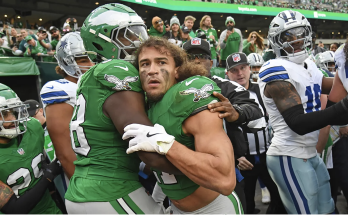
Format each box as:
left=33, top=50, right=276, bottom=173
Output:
left=227, top=64, right=250, bottom=88
left=280, top=27, right=307, bottom=54
left=0, top=110, right=17, bottom=129
left=187, top=49, right=212, bottom=75
left=138, top=46, right=179, bottom=102
left=328, top=62, right=335, bottom=72
left=251, top=66, right=261, bottom=73
left=185, top=20, right=194, bottom=30
left=75, top=56, right=94, bottom=73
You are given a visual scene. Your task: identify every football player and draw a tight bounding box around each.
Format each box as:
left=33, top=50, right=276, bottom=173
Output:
left=123, top=37, right=241, bottom=214
left=64, top=4, right=175, bottom=214
left=315, top=51, right=336, bottom=75
left=247, top=53, right=264, bottom=82
left=0, top=83, right=62, bottom=214
left=258, top=10, right=348, bottom=214
left=40, top=32, right=95, bottom=201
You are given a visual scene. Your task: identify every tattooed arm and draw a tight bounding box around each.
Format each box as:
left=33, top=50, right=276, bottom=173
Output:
left=0, top=181, right=14, bottom=209
left=264, top=81, right=348, bottom=135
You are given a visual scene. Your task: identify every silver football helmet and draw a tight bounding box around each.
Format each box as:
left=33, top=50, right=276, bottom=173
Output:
left=268, top=10, right=312, bottom=64
left=315, top=51, right=335, bottom=72
left=0, top=83, right=29, bottom=139
left=247, top=53, right=264, bottom=67
left=54, top=32, right=96, bottom=78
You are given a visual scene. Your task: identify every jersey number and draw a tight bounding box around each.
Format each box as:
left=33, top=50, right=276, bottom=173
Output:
left=7, top=153, right=43, bottom=197
left=154, top=171, right=178, bottom=185
left=71, top=94, right=91, bottom=156
left=305, top=84, right=321, bottom=113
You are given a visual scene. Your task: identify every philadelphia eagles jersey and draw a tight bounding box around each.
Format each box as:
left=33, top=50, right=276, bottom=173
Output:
left=0, top=118, right=61, bottom=214
left=148, top=76, right=221, bottom=200
left=258, top=58, right=324, bottom=159
left=334, top=44, right=348, bottom=92
left=65, top=59, right=143, bottom=202
left=40, top=79, right=78, bottom=109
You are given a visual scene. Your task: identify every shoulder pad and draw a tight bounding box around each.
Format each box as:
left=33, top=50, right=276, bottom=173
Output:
left=172, top=76, right=221, bottom=116
left=259, top=59, right=289, bottom=83
left=40, top=80, right=71, bottom=105
left=93, top=59, right=142, bottom=92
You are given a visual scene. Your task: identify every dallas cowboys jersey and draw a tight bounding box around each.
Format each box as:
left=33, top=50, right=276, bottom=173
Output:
left=40, top=79, right=77, bottom=109
left=334, top=44, right=348, bottom=92
left=258, top=58, right=324, bottom=159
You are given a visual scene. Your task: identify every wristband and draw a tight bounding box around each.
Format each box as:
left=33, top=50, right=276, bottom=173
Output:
left=138, top=171, right=148, bottom=179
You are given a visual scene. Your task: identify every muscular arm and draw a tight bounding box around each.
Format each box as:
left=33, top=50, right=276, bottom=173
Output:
left=265, top=81, right=348, bottom=135
left=328, top=73, right=347, bottom=103
left=46, top=103, right=76, bottom=179
left=321, top=76, right=334, bottom=95
left=165, top=110, right=236, bottom=195
left=103, top=91, right=180, bottom=174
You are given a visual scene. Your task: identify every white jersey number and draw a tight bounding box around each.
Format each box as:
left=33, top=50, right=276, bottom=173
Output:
left=7, top=153, right=43, bottom=197
left=70, top=94, right=91, bottom=156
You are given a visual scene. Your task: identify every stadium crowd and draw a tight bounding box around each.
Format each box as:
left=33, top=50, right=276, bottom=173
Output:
left=0, top=1, right=348, bottom=215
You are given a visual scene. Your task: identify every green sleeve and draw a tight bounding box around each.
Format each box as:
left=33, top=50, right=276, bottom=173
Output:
left=50, top=40, right=58, bottom=50
left=242, top=40, right=251, bottom=55
left=93, top=59, right=143, bottom=93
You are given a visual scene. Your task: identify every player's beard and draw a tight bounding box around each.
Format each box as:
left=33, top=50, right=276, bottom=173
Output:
left=147, top=92, right=165, bottom=102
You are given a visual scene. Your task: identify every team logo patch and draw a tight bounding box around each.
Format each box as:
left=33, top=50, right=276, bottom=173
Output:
left=232, top=54, right=241, bottom=62
left=191, top=38, right=201, bottom=45
left=104, top=74, right=139, bottom=91
left=179, top=84, right=214, bottom=102
left=17, top=148, right=25, bottom=155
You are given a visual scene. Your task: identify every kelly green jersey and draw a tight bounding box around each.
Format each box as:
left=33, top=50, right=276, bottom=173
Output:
left=148, top=76, right=221, bottom=200
left=197, top=28, right=218, bottom=59
left=221, top=31, right=242, bottom=60
left=0, top=118, right=61, bottom=214
left=65, top=59, right=143, bottom=202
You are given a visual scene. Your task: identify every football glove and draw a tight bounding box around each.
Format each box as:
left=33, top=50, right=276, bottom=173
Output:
left=42, top=158, right=62, bottom=182
left=123, top=123, right=175, bottom=155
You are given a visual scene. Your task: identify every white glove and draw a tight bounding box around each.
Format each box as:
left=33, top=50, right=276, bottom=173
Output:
left=122, top=123, right=175, bottom=155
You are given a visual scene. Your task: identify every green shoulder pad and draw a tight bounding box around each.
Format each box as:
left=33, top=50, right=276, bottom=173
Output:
left=93, top=59, right=142, bottom=92
left=172, top=76, right=221, bottom=117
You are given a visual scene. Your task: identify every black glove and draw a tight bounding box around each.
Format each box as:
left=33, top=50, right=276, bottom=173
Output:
left=42, top=158, right=62, bottom=182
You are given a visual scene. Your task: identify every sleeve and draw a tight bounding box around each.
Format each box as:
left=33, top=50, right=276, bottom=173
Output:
left=238, top=29, right=243, bottom=52
left=225, top=123, right=247, bottom=160
left=18, top=41, right=26, bottom=52
left=40, top=81, right=74, bottom=108
left=93, top=59, right=143, bottom=93
left=213, top=29, right=218, bottom=47
left=23, top=47, right=31, bottom=57
left=50, top=40, right=57, bottom=50
left=242, top=40, right=251, bottom=55
left=258, top=61, right=290, bottom=83
left=173, top=76, right=221, bottom=117
left=219, top=30, right=227, bottom=49
left=220, top=81, right=264, bottom=127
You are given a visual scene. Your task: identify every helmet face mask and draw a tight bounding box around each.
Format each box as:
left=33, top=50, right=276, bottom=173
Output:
left=268, top=10, right=312, bottom=64
left=315, top=51, right=335, bottom=72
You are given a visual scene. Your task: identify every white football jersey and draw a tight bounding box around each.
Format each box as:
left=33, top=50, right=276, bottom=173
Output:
left=334, top=44, right=348, bottom=92
left=258, top=58, right=324, bottom=159
left=40, top=79, right=78, bottom=109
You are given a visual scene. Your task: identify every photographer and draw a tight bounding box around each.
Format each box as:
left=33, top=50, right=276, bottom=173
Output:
left=62, top=18, right=78, bottom=35
left=38, top=27, right=51, bottom=43
left=219, top=16, right=243, bottom=67
left=163, top=16, right=183, bottom=47
left=38, top=26, right=61, bottom=51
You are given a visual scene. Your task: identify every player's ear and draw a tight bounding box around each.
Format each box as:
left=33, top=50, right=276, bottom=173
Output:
left=210, top=60, right=213, bottom=68
left=175, top=66, right=180, bottom=79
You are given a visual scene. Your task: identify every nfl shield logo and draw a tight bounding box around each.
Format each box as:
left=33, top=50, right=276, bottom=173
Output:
left=17, top=148, right=25, bottom=155
left=232, top=54, right=241, bottom=62
left=191, top=38, right=201, bottom=45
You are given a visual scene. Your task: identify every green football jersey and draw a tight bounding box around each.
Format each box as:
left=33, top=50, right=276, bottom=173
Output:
left=197, top=28, right=218, bottom=59
left=0, top=117, right=61, bottom=214
left=65, top=59, right=144, bottom=202
left=148, top=76, right=221, bottom=200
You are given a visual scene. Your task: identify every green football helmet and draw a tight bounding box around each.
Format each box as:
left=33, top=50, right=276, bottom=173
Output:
left=80, top=3, right=148, bottom=62
left=0, top=83, right=29, bottom=139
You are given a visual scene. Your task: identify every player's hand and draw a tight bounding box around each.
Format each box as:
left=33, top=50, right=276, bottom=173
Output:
left=237, top=156, right=253, bottom=170
left=42, top=158, right=62, bottom=182
left=339, top=126, right=348, bottom=137
left=123, top=123, right=175, bottom=155
left=208, top=92, right=239, bottom=122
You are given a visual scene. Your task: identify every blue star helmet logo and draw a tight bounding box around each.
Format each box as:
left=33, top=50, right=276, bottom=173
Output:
left=58, top=40, right=68, bottom=51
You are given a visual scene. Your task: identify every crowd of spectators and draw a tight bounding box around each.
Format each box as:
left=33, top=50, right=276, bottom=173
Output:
left=0, top=18, right=77, bottom=61
left=197, top=0, right=348, bottom=13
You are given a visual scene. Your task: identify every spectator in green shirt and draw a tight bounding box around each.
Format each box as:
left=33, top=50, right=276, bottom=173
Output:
left=12, top=29, right=37, bottom=56
left=24, top=35, right=47, bottom=57
left=242, top=31, right=264, bottom=56
left=148, top=16, right=167, bottom=37
left=197, top=15, right=218, bottom=67
left=183, top=15, right=196, bottom=38
left=219, top=16, right=243, bottom=68
left=38, top=26, right=61, bottom=51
